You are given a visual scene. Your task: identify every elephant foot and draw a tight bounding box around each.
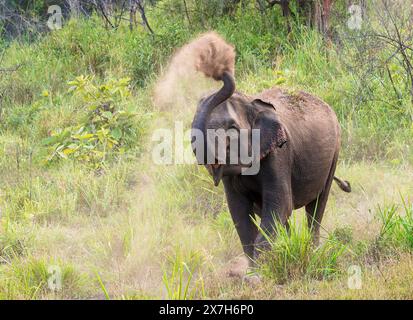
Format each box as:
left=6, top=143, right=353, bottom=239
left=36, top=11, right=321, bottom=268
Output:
left=226, top=256, right=262, bottom=286
left=242, top=273, right=261, bottom=286
left=227, top=256, right=250, bottom=278
left=312, top=234, right=320, bottom=247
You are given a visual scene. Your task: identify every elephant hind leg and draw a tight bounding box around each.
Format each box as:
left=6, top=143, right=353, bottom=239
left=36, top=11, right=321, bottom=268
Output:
left=306, top=152, right=339, bottom=245
left=306, top=198, right=325, bottom=245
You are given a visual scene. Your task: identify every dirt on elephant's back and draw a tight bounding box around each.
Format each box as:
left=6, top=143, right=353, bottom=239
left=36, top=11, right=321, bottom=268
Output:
left=255, top=87, right=334, bottom=118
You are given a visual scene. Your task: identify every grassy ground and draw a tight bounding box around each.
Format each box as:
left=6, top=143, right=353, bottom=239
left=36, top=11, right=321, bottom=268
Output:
left=1, top=154, right=412, bottom=299
left=1, top=10, right=413, bottom=299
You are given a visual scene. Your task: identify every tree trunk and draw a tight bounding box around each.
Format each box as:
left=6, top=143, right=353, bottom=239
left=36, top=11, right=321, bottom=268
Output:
left=69, top=0, right=80, bottom=18
left=312, top=0, right=333, bottom=39
left=322, top=0, right=332, bottom=37
left=410, top=0, right=413, bottom=27
left=280, top=0, right=291, bottom=17
left=312, top=0, right=322, bottom=31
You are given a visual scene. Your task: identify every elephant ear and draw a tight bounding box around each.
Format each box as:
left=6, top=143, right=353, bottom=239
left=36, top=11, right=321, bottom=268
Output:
left=252, top=108, right=287, bottom=159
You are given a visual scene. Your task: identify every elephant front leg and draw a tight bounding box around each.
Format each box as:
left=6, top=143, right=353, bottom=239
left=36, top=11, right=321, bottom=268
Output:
left=253, top=190, right=292, bottom=260
left=223, top=179, right=257, bottom=265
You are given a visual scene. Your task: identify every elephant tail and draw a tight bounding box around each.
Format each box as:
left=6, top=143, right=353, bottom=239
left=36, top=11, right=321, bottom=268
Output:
left=333, top=176, right=351, bottom=193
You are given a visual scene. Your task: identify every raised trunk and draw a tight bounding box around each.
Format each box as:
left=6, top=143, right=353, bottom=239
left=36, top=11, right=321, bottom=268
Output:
left=191, top=72, right=236, bottom=164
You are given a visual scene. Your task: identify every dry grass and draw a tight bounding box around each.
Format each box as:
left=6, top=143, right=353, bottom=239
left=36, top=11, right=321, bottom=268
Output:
left=2, top=151, right=411, bottom=299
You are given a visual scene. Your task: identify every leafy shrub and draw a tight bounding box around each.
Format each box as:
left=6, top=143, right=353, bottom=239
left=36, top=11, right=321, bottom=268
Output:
left=42, top=75, right=146, bottom=168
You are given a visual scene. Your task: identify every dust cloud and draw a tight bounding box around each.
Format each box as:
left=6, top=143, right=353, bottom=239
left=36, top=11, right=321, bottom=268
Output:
left=153, top=32, right=236, bottom=115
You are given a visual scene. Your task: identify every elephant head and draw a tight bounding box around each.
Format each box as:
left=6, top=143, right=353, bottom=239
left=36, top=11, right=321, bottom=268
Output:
left=191, top=73, right=288, bottom=186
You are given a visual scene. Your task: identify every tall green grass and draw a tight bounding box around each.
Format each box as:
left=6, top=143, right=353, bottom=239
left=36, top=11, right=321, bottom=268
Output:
left=162, top=250, right=205, bottom=300
left=377, top=197, right=413, bottom=251
left=255, top=217, right=346, bottom=283
left=0, top=258, right=88, bottom=299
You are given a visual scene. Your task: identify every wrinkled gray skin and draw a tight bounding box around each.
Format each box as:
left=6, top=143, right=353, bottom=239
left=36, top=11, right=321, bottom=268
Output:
left=191, top=72, right=350, bottom=263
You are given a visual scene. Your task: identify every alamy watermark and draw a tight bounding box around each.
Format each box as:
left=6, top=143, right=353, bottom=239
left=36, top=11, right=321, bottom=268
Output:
left=347, top=265, right=362, bottom=290
left=48, top=265, right=62, bottom=291
left=151, top=121, right=261, bottom=175
left=348, top=5, right=363, bottom=30
left=47, top=5, right=63, bottom=30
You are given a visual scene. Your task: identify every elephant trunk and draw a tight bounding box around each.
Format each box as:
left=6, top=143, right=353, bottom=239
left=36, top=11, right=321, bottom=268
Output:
left=191, top=71, right=235, bottom=164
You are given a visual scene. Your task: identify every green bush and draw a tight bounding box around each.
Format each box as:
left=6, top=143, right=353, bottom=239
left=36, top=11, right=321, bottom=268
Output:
left=42, top=75, right=147, bottom=168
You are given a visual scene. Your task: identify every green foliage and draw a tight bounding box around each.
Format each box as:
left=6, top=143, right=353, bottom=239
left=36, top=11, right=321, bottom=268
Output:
left=162, top=250, right=205, bottom=300
left=256, top=217, right=346, bottom=283
left=0, top=224, right=30, bottom=262
left=214, top=9, right=283, bottom=72
left=95, top=271, right=111, bottom=300
left=0, top=258, right=88, bottom=299
left=42, top=76, right=145, bottom=168
left=0, top=8, right=411, bottom=163
left=6, top=0, right=48, bottom=15
left=377, top=197, right=413, bottom=251
left=331, top=226, right=354, bottom=245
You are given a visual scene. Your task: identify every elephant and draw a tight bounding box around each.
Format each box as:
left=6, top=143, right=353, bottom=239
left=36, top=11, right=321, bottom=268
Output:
left=191, top=71, right=351, bottom=265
